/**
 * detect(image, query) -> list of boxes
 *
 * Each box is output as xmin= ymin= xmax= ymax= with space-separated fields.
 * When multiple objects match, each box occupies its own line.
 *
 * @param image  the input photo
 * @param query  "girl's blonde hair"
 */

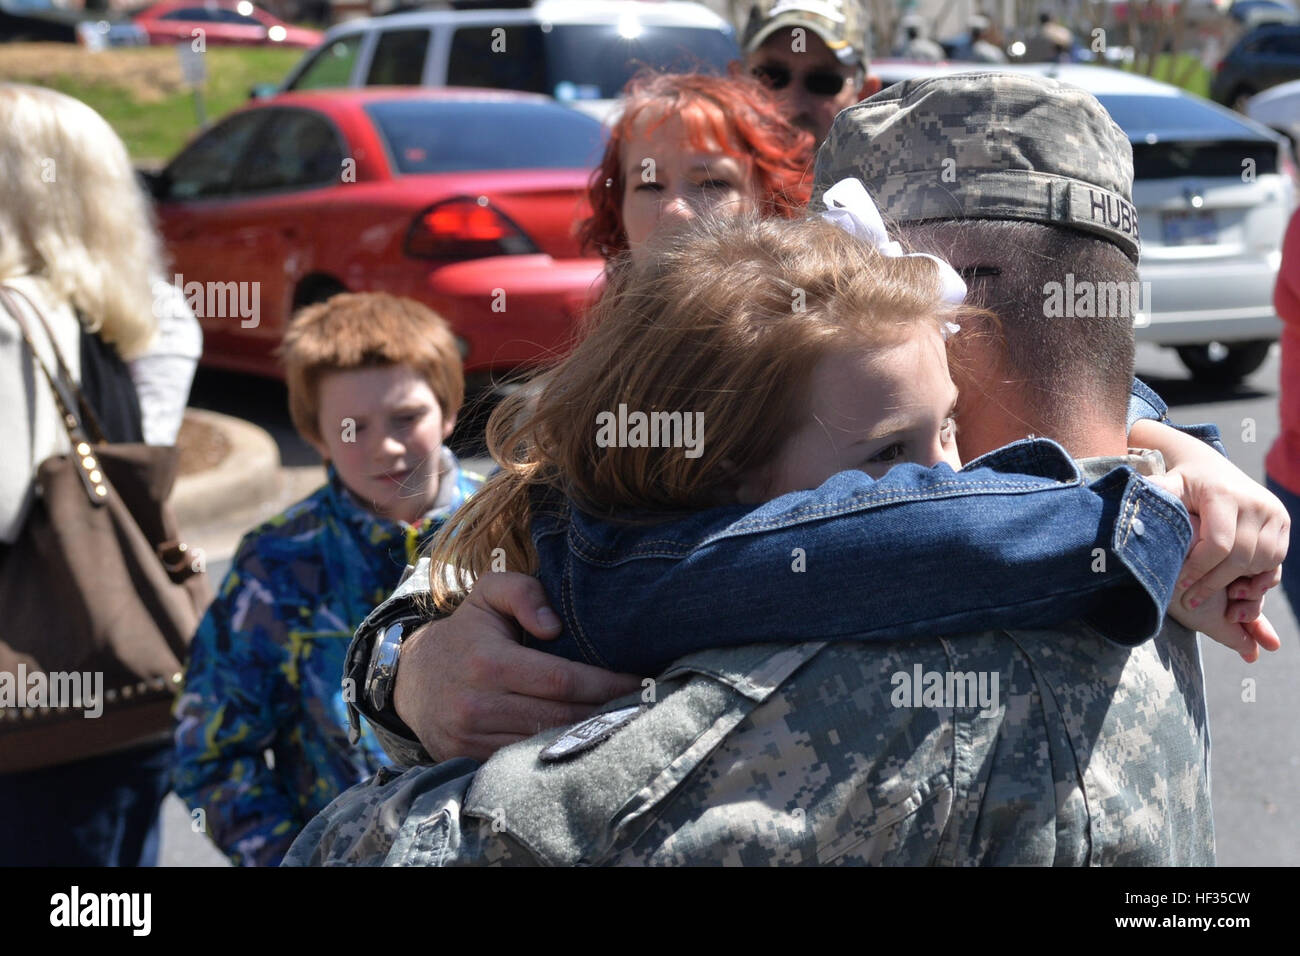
xmin=0 ymin=83 xmax=162 ymax=358
xmin=429 ymin=212 xmax=979 ymax=609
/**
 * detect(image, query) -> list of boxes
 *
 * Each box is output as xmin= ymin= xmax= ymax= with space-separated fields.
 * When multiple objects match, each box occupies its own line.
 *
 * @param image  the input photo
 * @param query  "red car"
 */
xmin=135 ymin=1 xmax=322 ymax=48
xmin=146 ymin=88 xmax=607 ymax=382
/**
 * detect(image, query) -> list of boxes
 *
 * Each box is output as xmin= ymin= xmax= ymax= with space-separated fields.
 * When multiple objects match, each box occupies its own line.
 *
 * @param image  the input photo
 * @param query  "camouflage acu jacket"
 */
xmin=286 ymin=620 xmax=1212 ymax=866
xmin=173 ymin=452 xmax=481 ymax=867
xmin=284 ymin=452 xmax=1214 ymax=866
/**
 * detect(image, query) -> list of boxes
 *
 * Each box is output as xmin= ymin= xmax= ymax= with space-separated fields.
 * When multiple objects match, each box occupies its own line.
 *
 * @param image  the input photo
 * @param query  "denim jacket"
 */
xmin=343 ymin=379 xmax=1220 ymax=761
xmin=533 ymin=437 xmax=1192 ymax=674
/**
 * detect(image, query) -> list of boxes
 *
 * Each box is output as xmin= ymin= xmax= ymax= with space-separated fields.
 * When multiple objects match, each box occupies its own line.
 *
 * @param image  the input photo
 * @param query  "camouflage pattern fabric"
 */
xmin=812 ymin=72 xmax=1142 ymax=261
xmin=287 ymin=622 xmax=1211 ymax=867
xmin=173 ymin=452 xmax=481 ymax=867
xmin=284 ymin=453 xmax=1214 ymax=867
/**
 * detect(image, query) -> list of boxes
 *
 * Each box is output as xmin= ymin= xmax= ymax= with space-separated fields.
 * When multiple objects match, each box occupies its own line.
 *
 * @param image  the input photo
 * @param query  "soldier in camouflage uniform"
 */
xmin=285 ymin=74 xmax=1243 ymax=866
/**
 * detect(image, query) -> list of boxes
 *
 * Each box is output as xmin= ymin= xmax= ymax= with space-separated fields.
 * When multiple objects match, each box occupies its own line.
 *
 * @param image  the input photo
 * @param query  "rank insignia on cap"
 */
xmin=539 ymin=704 xmax=642 ymax=762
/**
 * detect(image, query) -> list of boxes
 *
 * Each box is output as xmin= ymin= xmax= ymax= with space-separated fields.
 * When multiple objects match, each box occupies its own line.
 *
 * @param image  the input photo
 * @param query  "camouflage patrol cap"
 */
xmin=741 ymin=0 xmax=868 ymax=67
xmin=812 ymin=72 xmax=1141 ymax=262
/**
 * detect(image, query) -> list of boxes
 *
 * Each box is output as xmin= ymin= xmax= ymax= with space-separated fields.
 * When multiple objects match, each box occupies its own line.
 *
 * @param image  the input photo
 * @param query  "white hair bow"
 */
xmin=820 ymin=178 xmax=964 ymax=338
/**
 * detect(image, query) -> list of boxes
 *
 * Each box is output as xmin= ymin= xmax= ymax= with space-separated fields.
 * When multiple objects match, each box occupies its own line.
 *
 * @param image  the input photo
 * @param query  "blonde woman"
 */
xmin=0 ymin=83 xmax=201 ymax=866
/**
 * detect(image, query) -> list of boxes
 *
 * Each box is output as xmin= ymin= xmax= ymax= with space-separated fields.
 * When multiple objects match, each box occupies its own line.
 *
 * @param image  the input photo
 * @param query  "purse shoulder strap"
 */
xmin=0 ymin=285 xmax=109 ymax=505
xmin=0 ymin=285 xmax=108 ymax=444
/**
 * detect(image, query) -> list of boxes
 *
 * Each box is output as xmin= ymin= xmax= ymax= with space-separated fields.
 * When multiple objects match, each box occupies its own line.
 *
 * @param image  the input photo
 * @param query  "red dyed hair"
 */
xmin=577 ymin=71 xmax=815 ymax=258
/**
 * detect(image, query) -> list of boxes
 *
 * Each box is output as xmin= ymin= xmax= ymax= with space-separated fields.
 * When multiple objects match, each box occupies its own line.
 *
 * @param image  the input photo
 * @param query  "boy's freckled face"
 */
xmin=739 ymin=324 xmax=962 ymax=503
xmin=309 ymin=364 xmax=455 ymax=525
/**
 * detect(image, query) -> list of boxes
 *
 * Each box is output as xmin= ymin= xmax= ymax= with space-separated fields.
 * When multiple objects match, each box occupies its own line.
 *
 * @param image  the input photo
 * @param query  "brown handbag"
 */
xmin=0 ymin=285 xmax=210 ymax=773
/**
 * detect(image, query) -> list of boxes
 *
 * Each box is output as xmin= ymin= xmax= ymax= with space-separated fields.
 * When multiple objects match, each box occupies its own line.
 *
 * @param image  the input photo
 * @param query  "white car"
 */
xmin=273 ymin=0 xmax=740 ymax=121
xmin=872 ymin=61 xmax=1296 ymax=384
xmin=1248 ymin=76 xmax=1300 ymax=144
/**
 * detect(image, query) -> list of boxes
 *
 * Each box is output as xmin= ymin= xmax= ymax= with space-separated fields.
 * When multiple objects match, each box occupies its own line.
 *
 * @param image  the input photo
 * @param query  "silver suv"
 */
xmin=276 ymin=0 xmax=740 ymax=119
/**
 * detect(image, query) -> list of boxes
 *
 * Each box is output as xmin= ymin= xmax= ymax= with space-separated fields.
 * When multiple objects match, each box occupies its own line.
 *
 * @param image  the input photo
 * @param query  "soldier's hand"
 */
xmin=393 ymin=571 xmax=642 ymax=763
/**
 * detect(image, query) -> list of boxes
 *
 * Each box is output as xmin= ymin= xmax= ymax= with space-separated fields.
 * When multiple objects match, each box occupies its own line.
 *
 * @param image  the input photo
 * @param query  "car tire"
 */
xmin=293 ymin=277 xmax=347 ymax=308
xmin=1175 ymin=340 xmax=1273 ymax=385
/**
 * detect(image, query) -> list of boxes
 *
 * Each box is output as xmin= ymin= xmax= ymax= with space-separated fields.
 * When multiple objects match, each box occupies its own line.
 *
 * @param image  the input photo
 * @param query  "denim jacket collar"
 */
xmin=960 ymin=436 xmax=1083 ymax=483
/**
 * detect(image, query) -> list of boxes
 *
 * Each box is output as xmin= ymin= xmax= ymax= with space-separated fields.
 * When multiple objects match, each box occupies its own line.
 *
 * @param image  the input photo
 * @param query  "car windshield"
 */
xmin=365 ymin=100 xmax=607 ymax=174
xmin=446 ymin=23 xmax=738 ymax=101
xmin=1096 ymin=93 xmax=1272 ymax=141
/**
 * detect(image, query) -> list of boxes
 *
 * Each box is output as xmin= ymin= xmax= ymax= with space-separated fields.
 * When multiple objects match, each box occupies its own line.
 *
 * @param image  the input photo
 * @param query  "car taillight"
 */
xmin=405 ymin=198 xmax=538 ymax=260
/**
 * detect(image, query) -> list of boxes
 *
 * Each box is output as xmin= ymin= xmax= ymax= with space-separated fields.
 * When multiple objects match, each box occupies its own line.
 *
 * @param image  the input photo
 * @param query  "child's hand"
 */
xmin=1154 ymin=502 xmax=1283 ymax=661
xmin=1131 ymin=421 xmax=1289 ymax=611
xmin=1166 ymin=574 xmax=1282 ymax=662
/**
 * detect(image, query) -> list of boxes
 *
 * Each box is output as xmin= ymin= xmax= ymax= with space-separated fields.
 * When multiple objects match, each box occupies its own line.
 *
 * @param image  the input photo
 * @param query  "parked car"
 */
xmin=1248 ymin=76 xmax=1300 ymax=152
xmin=1212 ymin=22 xmax=1300 ymax=109
xmin=134 ymin=0 xmax=321 ymax=48
xmin=874 ymin=62 xmax=1294 ymax=384
xmin=145 ymin=88 xmax=606 ymax=382
xmin=264 ymin=0 xmax=739 ymax=118
xmin=1 ymin=0 xmax=147 ymax=45
xmin=1229 ymin=0 xmax=1299 ymax=27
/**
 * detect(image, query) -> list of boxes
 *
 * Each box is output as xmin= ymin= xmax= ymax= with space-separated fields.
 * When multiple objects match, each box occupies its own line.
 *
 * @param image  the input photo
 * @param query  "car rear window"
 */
xmin=1253 ymin=27 xmax=1300 ymax=54
xmin=1131 ymin=139 xmax=1279 ymax=179
xmin=365 ymin=100 xmax=606 ymax=173
xmin=1096 ymin=93 xmax=1273 ymax=141
xmin=446 ymin=23 xmax=738 ymax=101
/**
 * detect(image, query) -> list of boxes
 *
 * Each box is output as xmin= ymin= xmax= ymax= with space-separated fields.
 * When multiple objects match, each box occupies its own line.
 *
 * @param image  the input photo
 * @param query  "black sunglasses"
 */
xmin=751 ymin=63 xmax=848 ymax=97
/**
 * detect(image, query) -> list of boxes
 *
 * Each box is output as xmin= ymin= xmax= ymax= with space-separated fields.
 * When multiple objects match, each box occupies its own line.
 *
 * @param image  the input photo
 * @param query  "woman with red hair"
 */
xmin=578 ymin=71 xmax=815 ymax=266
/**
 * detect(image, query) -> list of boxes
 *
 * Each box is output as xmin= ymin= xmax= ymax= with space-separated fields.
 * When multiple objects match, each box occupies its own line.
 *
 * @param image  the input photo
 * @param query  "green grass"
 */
xmin=4 ymin=46 xmax=303 ymax=163
xmin=1117 ymin=52 xmax=1212 ymax=100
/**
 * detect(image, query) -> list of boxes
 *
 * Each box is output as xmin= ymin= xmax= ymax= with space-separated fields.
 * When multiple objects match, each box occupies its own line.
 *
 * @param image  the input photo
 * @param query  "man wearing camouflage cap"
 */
xmin=285 ymin=75 xmax=1289 ymax=866
xmin=739 ymin=0 xmax=878 ymax=145
xmin=814 ymin=72 xmax=1145 ymax=464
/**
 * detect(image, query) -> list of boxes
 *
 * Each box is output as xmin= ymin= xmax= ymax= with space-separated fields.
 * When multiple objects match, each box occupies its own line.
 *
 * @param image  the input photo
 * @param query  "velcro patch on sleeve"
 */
xmin=539 ymin=704 xmax=643 ymax=763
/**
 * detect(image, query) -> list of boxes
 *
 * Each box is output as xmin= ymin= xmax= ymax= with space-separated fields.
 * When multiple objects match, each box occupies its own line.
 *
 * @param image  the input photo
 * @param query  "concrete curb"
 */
xmin=172 ymin=409 xmax=280 ymax=530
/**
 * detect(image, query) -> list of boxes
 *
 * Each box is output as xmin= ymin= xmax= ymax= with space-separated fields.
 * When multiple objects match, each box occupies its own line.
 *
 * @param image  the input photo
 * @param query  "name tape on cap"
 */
xmin=1067 ymin=182 xmax=1140 ymax=244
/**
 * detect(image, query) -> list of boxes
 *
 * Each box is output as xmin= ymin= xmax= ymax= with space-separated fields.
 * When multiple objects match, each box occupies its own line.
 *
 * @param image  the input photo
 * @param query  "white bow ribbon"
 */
xmin=820 ymin=178 xmax=964 ymax=338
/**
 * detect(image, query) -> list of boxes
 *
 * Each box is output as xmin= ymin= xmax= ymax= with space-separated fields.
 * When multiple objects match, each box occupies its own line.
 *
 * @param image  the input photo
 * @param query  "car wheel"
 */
xmin=293 ymin=277 xmax=346 ymax=308
xmin=1175 ymin=340 xmax=1272 ymax=385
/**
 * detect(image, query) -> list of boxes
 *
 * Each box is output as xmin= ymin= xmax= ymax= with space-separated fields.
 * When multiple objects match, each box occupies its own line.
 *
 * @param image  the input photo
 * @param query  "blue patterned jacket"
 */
xmin=173 ymin=450 xmax=481 ymax=866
